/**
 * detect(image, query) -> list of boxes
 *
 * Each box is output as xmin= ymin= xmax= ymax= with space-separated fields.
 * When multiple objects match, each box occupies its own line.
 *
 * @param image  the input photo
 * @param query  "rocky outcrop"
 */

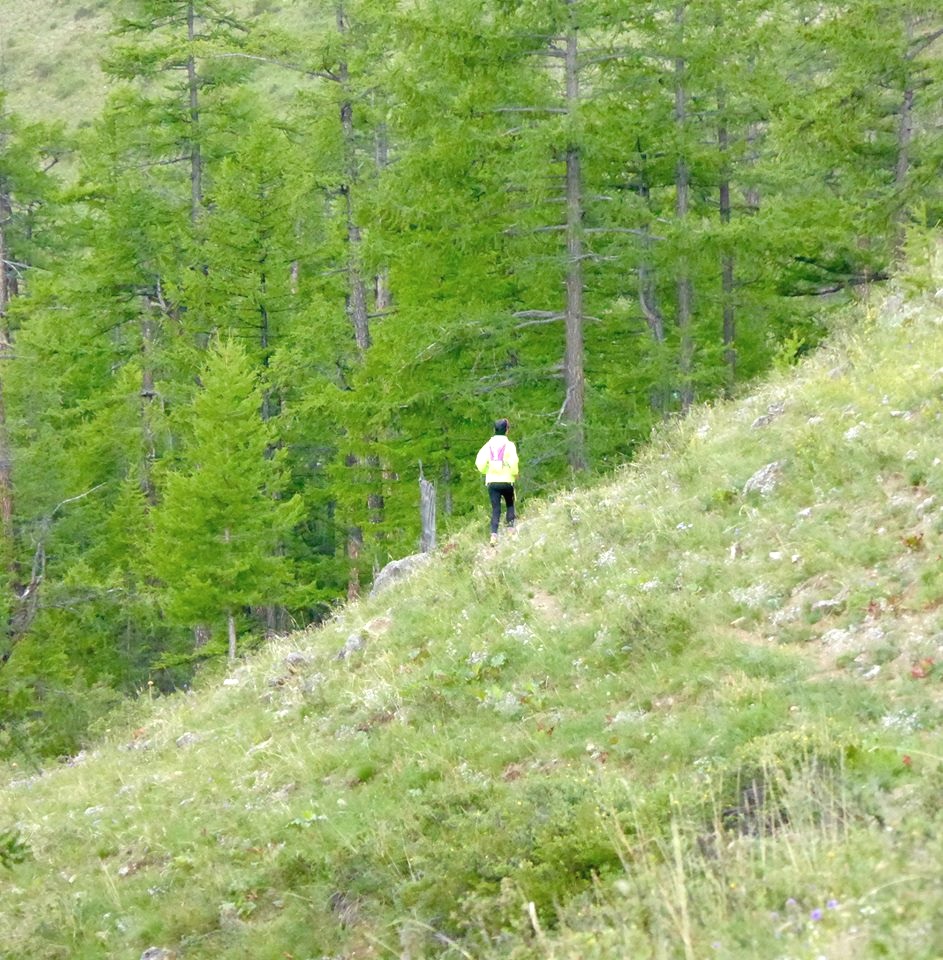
xmin=369 ymin=553 xmax=431 ymax=597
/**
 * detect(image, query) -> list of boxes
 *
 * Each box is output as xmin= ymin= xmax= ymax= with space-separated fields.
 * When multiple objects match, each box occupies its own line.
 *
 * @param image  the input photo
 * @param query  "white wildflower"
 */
xmin=505 ymin=624 xmax=534 ymax=643
xmin=881 ymin=710 xmax=920 ymax=732
xmin=729 ymin=583 xmax=769 ymax=608
xmin=610 ymin=709 xmax=647 ymax=725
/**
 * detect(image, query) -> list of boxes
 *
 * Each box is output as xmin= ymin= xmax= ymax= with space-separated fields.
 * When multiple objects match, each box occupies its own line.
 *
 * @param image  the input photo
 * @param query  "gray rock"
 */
xmin=336 ymin=631 xmax=367 ymax=661
xmin=141 ymin=949 xmax=176 ymax=960
xmin=370 ymin=553 xmax=431 ymax=596
xmin=751 ymin=402 xmax=785 ymax=429
xmin=743 ymin=461 xmax=785 ymax=497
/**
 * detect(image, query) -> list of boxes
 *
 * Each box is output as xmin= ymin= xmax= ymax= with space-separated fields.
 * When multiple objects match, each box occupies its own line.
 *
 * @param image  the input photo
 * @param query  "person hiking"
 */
xmin=475 ymin=418 xmax=519 ymax=545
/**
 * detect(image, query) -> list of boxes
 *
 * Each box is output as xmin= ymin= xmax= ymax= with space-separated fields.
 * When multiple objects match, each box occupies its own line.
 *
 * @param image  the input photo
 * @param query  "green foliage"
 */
xmin=0 ymin=0 xmax=942 ymax=760
xmin=0 ymin=827 xmax=30 ymax=869
xmin=149 ymin=338 xmax=302 ymax=637
xmin=4 ymin=279 xmax=943 ymax=957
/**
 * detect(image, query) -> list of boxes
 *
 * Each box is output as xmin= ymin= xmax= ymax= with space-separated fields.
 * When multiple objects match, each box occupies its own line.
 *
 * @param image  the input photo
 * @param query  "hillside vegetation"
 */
xmin=2 ymin=0 xmax=941 ymax=758
xmin=0 ymin=0 xmax=312 ymax=126
xmin=0 ymin=0 xmax=110 ymax=126
xmin=3 ymin=256 xmax=943 ymax=959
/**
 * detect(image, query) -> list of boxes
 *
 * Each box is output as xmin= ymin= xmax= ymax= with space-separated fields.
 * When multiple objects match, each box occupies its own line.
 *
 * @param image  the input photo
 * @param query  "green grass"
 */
xmin=4 ymin=252 xmax=943 ymax=957
xmin=0 ymin=0 xmax=319 ymax=128
xmin=0 ymin=0 xmax=112 ymax=127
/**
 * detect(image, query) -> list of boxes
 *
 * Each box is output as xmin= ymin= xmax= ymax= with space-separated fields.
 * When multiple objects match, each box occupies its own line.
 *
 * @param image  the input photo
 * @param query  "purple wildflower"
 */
xmin=810 ymin=908 xmax=823 ymax=922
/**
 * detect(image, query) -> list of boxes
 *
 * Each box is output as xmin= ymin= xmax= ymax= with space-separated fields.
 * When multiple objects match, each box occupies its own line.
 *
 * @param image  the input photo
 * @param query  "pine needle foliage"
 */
xmin=149 ymin=337 xmax=302 ymax=651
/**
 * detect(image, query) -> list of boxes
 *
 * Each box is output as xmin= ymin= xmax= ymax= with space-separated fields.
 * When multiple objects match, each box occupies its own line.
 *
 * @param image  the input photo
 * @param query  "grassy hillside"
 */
xmin=0 ymin=0 xmax=112 ymax=126
xmin=0 ymin=0 xmax=310 ymax=127
xmin=4 ymin=253 xmax=943 ymax=958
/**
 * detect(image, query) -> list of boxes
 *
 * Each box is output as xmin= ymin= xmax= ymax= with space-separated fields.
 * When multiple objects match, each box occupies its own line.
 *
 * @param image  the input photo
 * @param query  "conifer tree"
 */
xmin=149 ymin=338 xmax=301 ymax=659
xmin=0 ymin=100 xmax=68 ymax=662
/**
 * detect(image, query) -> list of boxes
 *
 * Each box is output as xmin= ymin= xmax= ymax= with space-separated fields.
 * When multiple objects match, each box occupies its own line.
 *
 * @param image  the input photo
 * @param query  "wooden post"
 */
xmin=419 ymin=462 xmax=436 ymax=553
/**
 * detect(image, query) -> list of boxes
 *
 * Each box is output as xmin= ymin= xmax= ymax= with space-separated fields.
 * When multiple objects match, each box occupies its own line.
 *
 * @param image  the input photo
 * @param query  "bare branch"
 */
xmin=2 ymin=483 xmax=109 ymax=664
xmin=513 ymin=310 xmax=565 ymax=328
xmin=515 ymin=318 xmax=562 ymax=328
xmin=51 ymin=483 xmax=109 ymax=519
xmin=908 ymin=26 xmax=943 ymax=59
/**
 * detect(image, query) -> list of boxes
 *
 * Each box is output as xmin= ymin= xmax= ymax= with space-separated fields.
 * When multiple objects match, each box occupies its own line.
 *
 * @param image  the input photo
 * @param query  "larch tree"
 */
xmin=149 ymin=338 xmax=301 ymax=660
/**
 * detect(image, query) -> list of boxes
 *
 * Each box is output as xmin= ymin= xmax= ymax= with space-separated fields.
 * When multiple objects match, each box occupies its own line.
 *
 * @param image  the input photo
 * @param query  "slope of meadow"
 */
xmin=0 ymin=0 xmax=310 ymax=127
xmin=0 ymin=0 xmax=111 ymax=127
xmin=4 ymin=255 xmax=943 ymax=959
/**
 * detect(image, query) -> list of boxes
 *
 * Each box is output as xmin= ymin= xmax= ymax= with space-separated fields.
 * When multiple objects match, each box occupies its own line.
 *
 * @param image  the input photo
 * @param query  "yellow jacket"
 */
xmin=475 ymin=435 xmax=519 ymax=484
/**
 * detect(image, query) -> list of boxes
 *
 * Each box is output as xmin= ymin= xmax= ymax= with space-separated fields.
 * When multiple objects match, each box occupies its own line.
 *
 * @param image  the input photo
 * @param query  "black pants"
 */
xmin=488 ymin=483 xmax=515 ymax=534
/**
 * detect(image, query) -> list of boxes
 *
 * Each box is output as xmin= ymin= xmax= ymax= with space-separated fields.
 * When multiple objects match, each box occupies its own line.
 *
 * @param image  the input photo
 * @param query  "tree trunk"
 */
xmin=893 ymin=82 xmax=914 ymax=256
xmin=563 ymin=13 xmax=587 ymax=471
xmin=744 ymin=119 xmax=761 ymax=213
xmin=346 ymin=523 xmax=362 ymax=601
xmin=419 ymin=464 xmax=436 ymax=553
xmin=258 ymin=260 xmax=279 ymax=419
xmin=222 ymin=527 xmax=238 ymax=659
xmin=0 ymin=181 xmax=14 ymax=545
xmin=187 ymin=1 xmax=203 ymax=221
xmin=374 ymin=121 xmax=393 ymax=313
xmin=227 ymin=611 xmax=237 ymax=661
xmin=337 ymin=4 xmax=371 ymax=353
xmin=718 ymin=96 xmax=736 ymax=397
xmin=0 ymin=332 xmax=11 ymax=549
xmin=635 ymin=160 xmax=670 ymax=418
xmin=0 ymin=182 xmax=16 ymax=314
xmin=441 ymin=458 xmax=453 ymax=517
xmin=0 ymin=176 xmax=20 ymax=639
xmin=674 ymin=5 xmax=694 ymax=412
xmin=257 ymin=264 xmax=285 ymax=633
xmin=638 ymin=176 xmax=665 ymax=345
xmin=139 ymin=308 xmax=158 ymax=504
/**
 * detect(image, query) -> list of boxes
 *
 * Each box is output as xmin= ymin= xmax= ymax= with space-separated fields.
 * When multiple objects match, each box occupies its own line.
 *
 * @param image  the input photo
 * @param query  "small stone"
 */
xmin=140 ymin=949 xmax=176 ymax=960
xmin=743 ymin=461 xmax=785 ymax=497
xmin=336 ymin=631 xmax=366 ymax=661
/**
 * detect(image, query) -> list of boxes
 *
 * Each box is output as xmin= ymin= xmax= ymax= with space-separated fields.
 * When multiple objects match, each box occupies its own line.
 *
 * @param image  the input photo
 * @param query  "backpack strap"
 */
xmin=489 ymin=442 xmax=506 ymax=464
